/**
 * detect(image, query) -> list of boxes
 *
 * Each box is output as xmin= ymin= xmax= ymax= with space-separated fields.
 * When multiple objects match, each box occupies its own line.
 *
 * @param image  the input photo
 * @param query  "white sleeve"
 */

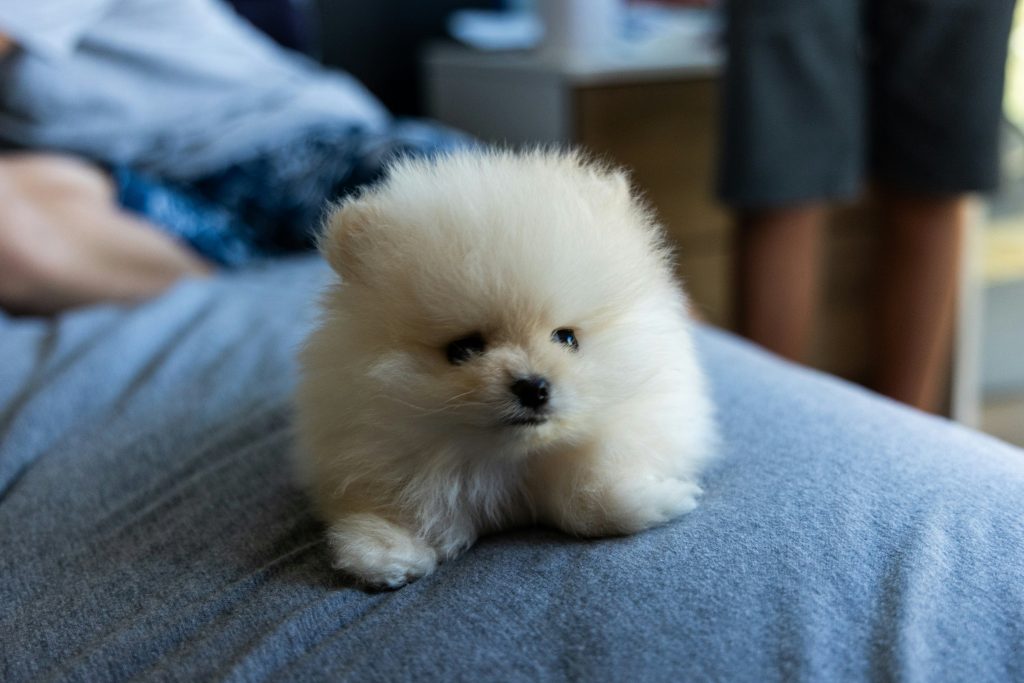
xmin=0 ymin=0 xmax=119 ymax=58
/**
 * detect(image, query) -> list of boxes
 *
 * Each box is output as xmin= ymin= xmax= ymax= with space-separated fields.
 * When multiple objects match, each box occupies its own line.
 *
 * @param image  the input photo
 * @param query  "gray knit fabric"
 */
xmin=2 ymin=256 xmax=1022 ymax=682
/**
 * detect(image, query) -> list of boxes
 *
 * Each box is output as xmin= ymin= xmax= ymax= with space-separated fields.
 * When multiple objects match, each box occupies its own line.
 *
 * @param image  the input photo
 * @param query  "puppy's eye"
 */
xmin=552 ymin=328 xmax=579 ymax=351
xmin=445 ymin=332 xmax=486 ymax=365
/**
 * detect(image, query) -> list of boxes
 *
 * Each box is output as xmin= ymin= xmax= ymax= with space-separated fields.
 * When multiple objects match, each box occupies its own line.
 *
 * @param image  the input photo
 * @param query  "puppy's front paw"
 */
xmin=327 ymin=514 xmax=437 ymax=589
xmin=552 ymin=475 xmax=702 ymax=537
xmin=614 ymin=476 xmax=701 ymax=533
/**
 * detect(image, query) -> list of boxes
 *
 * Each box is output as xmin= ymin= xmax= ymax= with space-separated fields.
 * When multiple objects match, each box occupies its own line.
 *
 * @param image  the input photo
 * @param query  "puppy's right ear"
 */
xmin=318 ymin=198 xmax=375 ymax=282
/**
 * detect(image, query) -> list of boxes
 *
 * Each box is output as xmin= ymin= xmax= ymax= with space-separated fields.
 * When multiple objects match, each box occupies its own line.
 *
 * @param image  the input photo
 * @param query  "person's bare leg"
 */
xmin=735 ymin=204 xmax=828 ymax=362
xmin=872 ymin=192 xmax=967 ymax=413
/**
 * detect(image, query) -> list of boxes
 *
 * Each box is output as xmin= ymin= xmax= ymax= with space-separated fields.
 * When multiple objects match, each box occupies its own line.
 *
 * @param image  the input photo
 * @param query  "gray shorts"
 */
xmin=717 ymin=0 xmax=1016 ymax=208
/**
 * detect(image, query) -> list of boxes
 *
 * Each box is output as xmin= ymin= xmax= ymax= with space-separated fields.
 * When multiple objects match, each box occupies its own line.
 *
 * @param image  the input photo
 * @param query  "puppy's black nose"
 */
xmin=510 ymin=376 xmax=550 ymax=410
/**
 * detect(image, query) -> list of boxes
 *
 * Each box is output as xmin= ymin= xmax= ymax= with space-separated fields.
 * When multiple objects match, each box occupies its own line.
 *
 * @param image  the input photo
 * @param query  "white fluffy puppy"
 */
xmin=295 ymin=149 xmax=716 ymax=589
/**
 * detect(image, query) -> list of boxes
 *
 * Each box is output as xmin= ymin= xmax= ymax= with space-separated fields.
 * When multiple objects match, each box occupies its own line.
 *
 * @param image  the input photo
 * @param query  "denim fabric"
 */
xmin=1 ymin=257 xmax=1022 ymax=682
xmin=113 ymin=120 xmax=473 ymax=266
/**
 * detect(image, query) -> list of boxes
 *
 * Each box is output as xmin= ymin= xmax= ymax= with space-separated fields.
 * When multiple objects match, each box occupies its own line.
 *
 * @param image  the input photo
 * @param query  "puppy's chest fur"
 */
xmin=388 ymin=445 xmax=534 ymax=556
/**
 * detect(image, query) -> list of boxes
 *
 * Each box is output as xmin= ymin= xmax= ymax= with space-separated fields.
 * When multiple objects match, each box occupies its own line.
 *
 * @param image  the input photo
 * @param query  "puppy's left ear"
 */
xmin=318 ymin=198 xmax=376 ymax=282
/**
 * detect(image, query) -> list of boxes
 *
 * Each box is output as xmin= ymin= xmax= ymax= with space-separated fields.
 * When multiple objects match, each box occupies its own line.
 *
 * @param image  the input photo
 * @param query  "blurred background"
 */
xmin=1 ymin=0 xmax=1021 ymax=444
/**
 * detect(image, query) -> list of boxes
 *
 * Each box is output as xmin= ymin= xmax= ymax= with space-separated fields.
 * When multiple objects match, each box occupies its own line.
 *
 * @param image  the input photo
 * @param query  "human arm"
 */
xmin=0 ymin=153 xmax=211 ymax=315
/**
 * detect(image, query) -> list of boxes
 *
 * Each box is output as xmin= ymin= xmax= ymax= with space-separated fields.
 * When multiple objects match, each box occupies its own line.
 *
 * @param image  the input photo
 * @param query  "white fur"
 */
xmin=294 ymin=149 xmax=717 ymax=588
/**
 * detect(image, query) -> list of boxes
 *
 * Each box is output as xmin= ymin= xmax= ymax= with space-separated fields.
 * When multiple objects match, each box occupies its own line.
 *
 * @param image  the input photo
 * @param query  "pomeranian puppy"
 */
xmin=295 ymin=149 xmax=716 ymax=589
